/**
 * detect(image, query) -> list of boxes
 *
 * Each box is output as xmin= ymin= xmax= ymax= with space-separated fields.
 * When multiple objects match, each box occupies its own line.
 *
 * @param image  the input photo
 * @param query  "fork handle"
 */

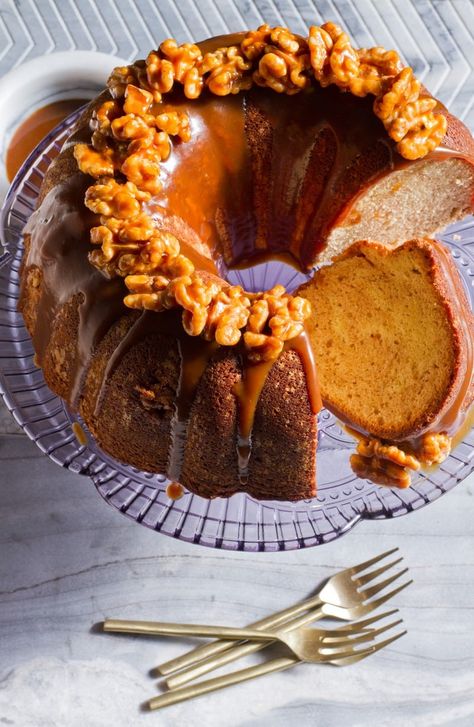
xmin=165 ymin=607 xmax=325 ymax=689
xmin=104 ymin=619 xmax=286 ymax=642
xmin=156 ymin=595 xmax=323 ymax=676
xmin=148 ymin=657 xmax=299 ymax=711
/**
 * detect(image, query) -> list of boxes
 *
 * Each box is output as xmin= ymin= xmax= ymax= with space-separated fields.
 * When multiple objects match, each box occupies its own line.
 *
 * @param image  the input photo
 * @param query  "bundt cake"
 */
xmin=18 ymin=23 xmax=474 ymax=501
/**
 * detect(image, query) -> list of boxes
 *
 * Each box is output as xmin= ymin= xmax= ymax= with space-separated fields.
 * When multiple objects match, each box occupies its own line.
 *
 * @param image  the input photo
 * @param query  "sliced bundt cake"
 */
xmin=18 ymin=23 xmax=474 ymax=500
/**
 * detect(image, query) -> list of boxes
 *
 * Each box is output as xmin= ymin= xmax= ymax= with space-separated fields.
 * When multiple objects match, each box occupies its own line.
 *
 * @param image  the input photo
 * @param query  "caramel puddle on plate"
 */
xmin=6 ymin=98 xmax=87 ymax=181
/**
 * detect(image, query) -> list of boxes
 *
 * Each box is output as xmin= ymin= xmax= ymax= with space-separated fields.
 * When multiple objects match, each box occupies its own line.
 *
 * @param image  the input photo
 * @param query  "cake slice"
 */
xmin=298 ymin=239 xmax=474 ymax=441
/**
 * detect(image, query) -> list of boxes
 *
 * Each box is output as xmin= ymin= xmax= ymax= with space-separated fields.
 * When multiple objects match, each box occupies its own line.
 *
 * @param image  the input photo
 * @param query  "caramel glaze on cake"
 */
xmin=19 ymin=28 xmax=474 ymax=501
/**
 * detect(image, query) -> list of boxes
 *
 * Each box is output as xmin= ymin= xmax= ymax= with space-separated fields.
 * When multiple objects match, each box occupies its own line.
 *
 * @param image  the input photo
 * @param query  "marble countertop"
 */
xmin=1 ymin=434 xmax=473 ymax=726
xmin=1 ymin=1 xmax=474 ymax=725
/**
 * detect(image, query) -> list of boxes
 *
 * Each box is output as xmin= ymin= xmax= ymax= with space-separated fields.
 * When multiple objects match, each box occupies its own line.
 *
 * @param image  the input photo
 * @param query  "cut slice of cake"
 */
xmin=298 ymin=239 xmax=473 ymax=442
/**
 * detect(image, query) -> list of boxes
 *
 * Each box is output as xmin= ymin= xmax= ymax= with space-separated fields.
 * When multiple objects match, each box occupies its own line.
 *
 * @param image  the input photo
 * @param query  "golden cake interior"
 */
xmin=299 ymin=241 xmax=464 ymax=440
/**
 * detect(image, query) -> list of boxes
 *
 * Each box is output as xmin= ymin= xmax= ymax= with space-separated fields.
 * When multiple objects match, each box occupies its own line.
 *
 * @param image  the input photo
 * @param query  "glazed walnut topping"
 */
xmin=350 ymin=432 xmax=452 ymax=488
xmin=75 ymin=23 xmax=447 ymax=361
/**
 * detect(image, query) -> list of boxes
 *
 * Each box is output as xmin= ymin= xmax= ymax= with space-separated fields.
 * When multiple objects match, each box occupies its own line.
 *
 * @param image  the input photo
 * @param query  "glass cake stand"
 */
xmin=1 ymin=110 xmax=474 ymax=552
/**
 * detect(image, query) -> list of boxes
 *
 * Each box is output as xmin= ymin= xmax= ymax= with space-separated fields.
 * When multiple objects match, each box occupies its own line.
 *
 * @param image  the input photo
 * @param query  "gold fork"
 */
xmin=105 ymin=609 xmax=401 ymax=663
xmin=158 ymin=548 xmax=411 ymax=688
xmin=146 ymin=613 xmax=406 ymax=710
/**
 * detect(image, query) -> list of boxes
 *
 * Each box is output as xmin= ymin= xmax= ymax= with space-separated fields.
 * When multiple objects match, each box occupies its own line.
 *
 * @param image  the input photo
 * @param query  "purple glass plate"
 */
xmin=1 ymin=111 xmax=473 ymax=552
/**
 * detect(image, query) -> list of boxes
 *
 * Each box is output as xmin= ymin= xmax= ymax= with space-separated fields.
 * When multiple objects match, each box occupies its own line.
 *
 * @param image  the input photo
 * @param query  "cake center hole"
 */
xmin=225 ymin=252 xmax=312 ymax=293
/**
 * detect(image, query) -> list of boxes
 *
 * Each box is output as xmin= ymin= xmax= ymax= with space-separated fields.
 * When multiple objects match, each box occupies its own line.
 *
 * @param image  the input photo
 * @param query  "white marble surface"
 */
xmin=0 ymin=434 xmax=473 ymax=726
xmin=1 ymin=0 xmax=474 ymax=724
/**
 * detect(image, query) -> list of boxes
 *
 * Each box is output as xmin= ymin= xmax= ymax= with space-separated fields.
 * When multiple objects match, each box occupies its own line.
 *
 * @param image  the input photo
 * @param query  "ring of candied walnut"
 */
xmin=75 ymin=22 xmax=447 ymax=362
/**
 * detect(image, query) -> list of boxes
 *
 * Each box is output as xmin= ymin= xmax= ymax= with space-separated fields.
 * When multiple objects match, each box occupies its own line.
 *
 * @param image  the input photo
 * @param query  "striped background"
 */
xmin=0 ymin=0 xmax=472 ymax=127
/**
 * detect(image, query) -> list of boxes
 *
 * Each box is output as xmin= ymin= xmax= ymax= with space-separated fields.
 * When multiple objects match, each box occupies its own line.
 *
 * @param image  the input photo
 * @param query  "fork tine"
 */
xmin=333 ymin=609 xmax=399 ymax=633
xmin=361 ymin=568 xmax=410 ymax=600
xmin=353 ymin=557 xmax=404 ymax=586
xmin=321 ymin=619 xmax=403 ymax=648
xmin=349 ymin=548 xmax=399 ymax=576
xmin=329 ymin=630 xmax=407 ymax=665
xmin=313 ymin=608 xmax=398 ymax=638
xmin=320 ymin=629 xmax=407 ymax=662
xmin=365 ymin=579 xmax=413 ymax=609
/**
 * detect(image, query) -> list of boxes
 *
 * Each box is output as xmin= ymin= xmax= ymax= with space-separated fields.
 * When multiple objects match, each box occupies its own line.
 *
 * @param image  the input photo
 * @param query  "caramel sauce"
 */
xmin=72 ymin=421 xmax=88 ymax=446
xmin=230 ymin=250 xmax=302 ymax=271
xmin=233 ymin=329 xmax=322 ymax=482
xmin=6 ymin=99 xmax=86 ymax=181
xmin=233 ymin=357 xmax=276 ymax=480
xmin=166 ymin=481 xmax=185 ymax=500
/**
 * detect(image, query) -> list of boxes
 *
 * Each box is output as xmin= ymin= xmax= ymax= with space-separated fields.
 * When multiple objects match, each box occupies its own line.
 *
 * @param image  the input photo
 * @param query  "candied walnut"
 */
xmin=214 ymin=300 xmax=250 ymax=345
xmin=324 ymin=22 xmax=359 ymax=86
xmin=145 ymin=52 xmax=174 ymax=98
xmin=374 ymin=68 xmax=420 ymax=125
xmin=351 ymin=453 xmax=411 ymax=489
xmin=121 ymin=150 xmax=162 ymax=195
xmin=270 ymin=26 xmax=301 ymax=55
xmin=125 ymin=273 xmax=170 ymax=295
xmin=74 ymin=144 xmax=115 ymax=178
xmin=308 ymin=24 xmax=333 ymax=78
xmin=159 ymin=39 xmax=202 ymax=83
xmin=390 ymin=97 xmax=438 ymax=142
xmin=247 ymin=298 xmax=270 ymax=334
xmin=254 ymin=49 xmax=310 ymax=94
xmin=374 ymin=68 xmax=447 ymax=159
xmin=155 ymin=111 xmax=191 ymax=141
xmin=241 ymin=24 xmax=272 ymax=60
xmin=111 ymin=113 xmax=150 ymax=141
xmin=397 ymin=112 xmax=447 ymax=160
xmin=269 ymin=314 xmax=304 ymax=341
xmin=357 ymin=47 xmax=403 ymax=78
xmin=92 ymin=100 xmax=122 ymax=134
xmin=123 ymin=84 xmax=154 ymax=116
xmin=206 ymin=46 xmax=252 ymax=96
xmin=89 ymin=226 xmax=141 ymax=271
xmin=418 ymin=432 xmax=451 ymax=466
xmin=108 ymin=65 xmax=139 ymax=99
xmin=243 ymin=332 xmax=284 ymax=363
xmin=356 ymin=437 xmax=421 ymax=471
xmin=85 ymin=179 xmax=141 ymax=218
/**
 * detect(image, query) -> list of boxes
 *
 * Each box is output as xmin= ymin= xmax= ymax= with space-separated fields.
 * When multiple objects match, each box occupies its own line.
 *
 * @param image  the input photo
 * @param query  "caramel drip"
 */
xmin=233 ymin=326 xmax=322 ymax=481
xmin=168 ymin=334 xmax=219 ymax=481
xmin=166 ymin=481 xmax=185 ymax=500
xmin=91 ymin=308 xmax=218 ymax=481
xmin=72 ymin=421 xmax=88 ymax=446
xmin=93 ymin=311 xmax=148 ymax=417
xmin=69 ymin=280 xmax=126 ymax=407
xmin=286 ymin=328 xmax=322 ymax=414
xmin=233 ymin=357 xmax=275 ymax=481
